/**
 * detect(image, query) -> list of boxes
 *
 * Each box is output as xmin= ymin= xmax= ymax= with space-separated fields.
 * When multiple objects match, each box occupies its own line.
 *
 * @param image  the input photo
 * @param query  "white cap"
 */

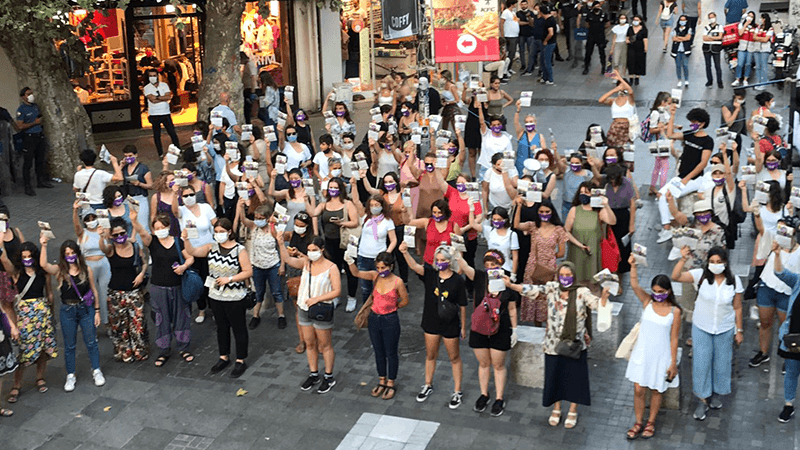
xmin=523 ymin=158 xmax=541 ymax=175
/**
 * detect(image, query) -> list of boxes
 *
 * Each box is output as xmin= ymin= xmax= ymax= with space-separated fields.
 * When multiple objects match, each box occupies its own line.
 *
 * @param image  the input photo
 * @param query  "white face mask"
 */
xmin=85 ymin=220 xmax=98 ymax=229
xmin=27 ymin=94 xmax=34 ymax=103
xmin=183 ymin=195 xmax=196 ymax=206
xmin=214 ymin=232 xmax=229 ymax=244
xmin=294 ymin=225 xmax=307 ymax=235
xmin=539 ymin=161 xmax=550 ymax=170
xmin=708 ymin=263 xmax=726 ymax=275
xmin=342 ymin=143 xmax=354 ymax=150
xmin=307 ymin=250 xmax=322 ymax=261
xmin=709 ymin=17 xmax=716 ymax=23
xmin=370 ymin=206 xmax=383 ymax=216
xmin=149 ymin=77 xmax=158 ymax=85
xmin=154 ymin=228 xmax=170 ymax=239
xmin=330 ymin=169 xmax=342 ymax=177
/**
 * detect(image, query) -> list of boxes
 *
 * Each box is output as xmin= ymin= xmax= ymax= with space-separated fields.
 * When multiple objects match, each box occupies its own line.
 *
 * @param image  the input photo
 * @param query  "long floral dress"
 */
xmin=521 ymin=226 xmax=567 ymax=323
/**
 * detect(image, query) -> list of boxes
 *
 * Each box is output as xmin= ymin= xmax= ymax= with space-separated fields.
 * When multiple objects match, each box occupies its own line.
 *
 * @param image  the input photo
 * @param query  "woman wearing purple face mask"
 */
xmin=268 ymin=168 xmax=315 ymax=234
xmin=373 ymin=133 xmax=402 ymax=179
xmin=348 ymin=252 xmax=409 ymax=399
xmin=0 ymin=241 xmax=57 ymax=403
xmin=702 ymin=155 xmax=739 ymax=249
xmin=122 ymin=144 xmax=153 ymax=233
xmin=512 ymin=102 xmax=548 ymax=175
xmin=151 ymin=171 xmax=180 ymax=236
xmin=322 ymin=92 xmax=356 ymax=147
xmin=399 ymin=242 xmax=468 ymax=407
xmin=405 ymin=199 xmax=462 ymax=266
xmin=103 ymin=185 xmax=134 ymax=239
xmin=470 ymin=207 xmax=519 ymax=277
xmin=599 ymin=74 xmax=635 ymax=150
xmin=397 ymin=101 xmax=420 ymax=144
xmin=507 ymin=261 xmax=611 ymax=428
xmin=355 ymin=196 xmax=398 ymax=312
xmin=363 ymin=172 xmax=411 ymax=284
xmin=40 ymin=238 xmax=105 ymax=392
xmin=756 ymin=150 xmax=789 ymax=191
xmin=412 ymin=152 xmax=450 ymax=251
xmin=438 ymin=173 xmax=484 ymax=294
xmin=625 ymin=257 xmax=681 ymax=439
xmin=444 ymin=129 xmax=467 ymax=183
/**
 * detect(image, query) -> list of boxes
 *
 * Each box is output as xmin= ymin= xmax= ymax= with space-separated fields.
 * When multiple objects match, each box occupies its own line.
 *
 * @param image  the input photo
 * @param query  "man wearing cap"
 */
xmin=15 ymin=87 xmax=52 ymax=197
xmin=582 ymin=1 xmax=609 ymax=75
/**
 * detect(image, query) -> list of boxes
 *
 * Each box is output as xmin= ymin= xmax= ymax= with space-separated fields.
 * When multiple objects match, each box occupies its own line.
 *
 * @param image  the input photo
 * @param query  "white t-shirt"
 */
xmin=179 ymin=203 xmax=217 ymax=248
xmin=612 ymin=24 xmax=630 ymax=42
xmin=242 ymin=60 xmax=258 ymax=90
xmin=143 ymin=82 xmax=171 ymax=116
xmin=483 ymin=227 xmax=520 ymax=272
xmin=283 ymin=142 xmax=312 ymax=171
xmin=501 ymin=9 xmax=520 ymax=38
xmin=484 ymin=167 xmax=519 ymax=210
xmin=211 ymin=104 xmax=238 ymax=130
xmin=477 ymin=129 xmax=514 ymax=169
xmin=220 ymin=168 xmax=237 ymax=199
xmin=358 ymin=216 xmax=395 ymax=258
xmin=313 ymin=151 xmax=342 ymax=179
xmin=761 ymin=247 xmax=800 ymax=295
xmin=73 ymin=168 xmax=113 ymax=205
xmin=689 ymin=269 xmax=744 ymax=335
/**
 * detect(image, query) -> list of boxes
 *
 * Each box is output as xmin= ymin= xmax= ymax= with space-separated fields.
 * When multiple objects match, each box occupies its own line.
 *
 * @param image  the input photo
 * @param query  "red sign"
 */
xmin=433 ymin=0 xmax=499 ymax=63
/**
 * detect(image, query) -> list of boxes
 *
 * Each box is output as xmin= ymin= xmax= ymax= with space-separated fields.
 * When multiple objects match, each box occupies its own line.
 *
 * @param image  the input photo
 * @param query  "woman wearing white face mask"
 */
xmin=610 ymin=15 xmax=631 ymax=78
xmin=131 ymin=210 xmax=195 ymax=368
xmin=672 ymin=246 xmax=743 ymax=421
xmin=173 ymin=185 xmax=217 ymax=323
xmin=277 ymin=235 xmax=341 ymax=393
xmin=73 ymin=201 xmax=111 ymax=326
xmin=182 ymin=219 xmax=253 ymax=378
xmin=355 ymin=196 xmax=397 ymax=312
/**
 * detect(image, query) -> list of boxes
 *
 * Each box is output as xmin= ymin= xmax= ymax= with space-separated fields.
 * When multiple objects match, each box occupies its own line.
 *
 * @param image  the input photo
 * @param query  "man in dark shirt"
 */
xmin=15 ymin=87 xmax=53 ymax=196
xmin=582 ymin=1 xmax=609 ymax=75
xmin=517 ymin=0 xmax=536 ymax=75
xmin=541 ymin=6 xmax=559 ymax=84
xmin=529 ymin=7 xmax=547 ymax=76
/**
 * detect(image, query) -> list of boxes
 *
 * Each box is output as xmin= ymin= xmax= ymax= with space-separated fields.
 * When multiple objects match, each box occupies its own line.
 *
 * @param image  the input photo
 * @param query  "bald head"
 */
xmin=219 ymin=92 xmax=230 ymax=105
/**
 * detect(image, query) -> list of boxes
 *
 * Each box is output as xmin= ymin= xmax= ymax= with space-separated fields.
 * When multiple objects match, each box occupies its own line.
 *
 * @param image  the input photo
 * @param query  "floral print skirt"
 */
xmin=108 ymin=289 xmax=150 ymax=362
xmin=14 ymin=297 xmax=57 ymax=365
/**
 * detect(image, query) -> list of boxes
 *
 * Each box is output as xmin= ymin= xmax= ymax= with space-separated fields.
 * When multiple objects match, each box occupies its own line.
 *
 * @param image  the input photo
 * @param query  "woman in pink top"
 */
xmin=348 ymin=252 xmax=409 ymax=400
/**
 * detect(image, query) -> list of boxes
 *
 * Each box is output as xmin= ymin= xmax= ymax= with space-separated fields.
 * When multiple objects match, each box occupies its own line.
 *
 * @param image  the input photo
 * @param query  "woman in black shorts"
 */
xmin=459 ymin=249 xmax=518 ymax=418
xmin=399 ymin=242 xmax=467 ymax=410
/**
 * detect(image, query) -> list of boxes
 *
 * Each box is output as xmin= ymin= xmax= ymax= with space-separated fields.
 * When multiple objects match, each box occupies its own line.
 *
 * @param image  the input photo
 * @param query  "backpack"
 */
xmin=640 ymin=115 xmax=653 ymax=143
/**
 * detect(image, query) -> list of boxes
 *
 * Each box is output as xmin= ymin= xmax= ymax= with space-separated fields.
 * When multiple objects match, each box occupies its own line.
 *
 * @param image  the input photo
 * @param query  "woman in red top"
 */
xmin=405 ymin=199 xmax=462 ymax=266
xmin=435 ymin=172 xmax=483 ymax=291
xmin=348 ymin=252 xmax=409 ymax=400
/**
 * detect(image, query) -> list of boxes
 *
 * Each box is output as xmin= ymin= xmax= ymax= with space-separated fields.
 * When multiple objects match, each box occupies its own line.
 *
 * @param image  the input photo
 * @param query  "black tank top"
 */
xmin=60 ymin=276 xmax=91 ymax=303
xmin=1 ymin=229 xmax=21 ymax=273
xmin=16 ymin=271 xmax=46 ymax=299
xmin=109 ymin=247 xmax=137 ymax=291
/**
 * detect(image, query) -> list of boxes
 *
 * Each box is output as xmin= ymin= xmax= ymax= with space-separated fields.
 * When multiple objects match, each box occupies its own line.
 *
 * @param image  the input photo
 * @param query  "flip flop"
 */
xmin=179 ymin=351 xmax=195 ymax=362
xmin=6 ymin=388 xmax=19 ymax=404
xmin=382 ymin=386 xmax=396 ymax=400
xmin=371 ymin=384 xmax=387 ymax=397
xmin=154 ymin=355 xmax=170 ymax=367
xmin=0 ymin=408 xmax=13 ymax=417
xmin=36 ymin=378 xmax=48 ymax=393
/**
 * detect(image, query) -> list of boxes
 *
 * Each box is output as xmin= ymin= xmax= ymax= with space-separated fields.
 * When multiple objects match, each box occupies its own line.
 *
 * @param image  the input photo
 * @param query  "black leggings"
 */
xmin=393 ymin=226 xmax=410 ymax=283
xmin=326 ymin=237 xmax=359 ymax=298
xmin=208 ymin=298 xmax=249 ymax=360
xmin=465 ymin=236 xmax=478 ymax=293
xmin=194 ymin=256 xmax=210 ymax=311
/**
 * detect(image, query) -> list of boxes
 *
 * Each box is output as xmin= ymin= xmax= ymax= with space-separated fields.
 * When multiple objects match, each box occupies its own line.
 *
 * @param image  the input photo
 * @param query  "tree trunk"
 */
xmin=0 ymin=36 xmax=94 ymax=184
xmin=197 ymin=0 xmax=246 ymax=124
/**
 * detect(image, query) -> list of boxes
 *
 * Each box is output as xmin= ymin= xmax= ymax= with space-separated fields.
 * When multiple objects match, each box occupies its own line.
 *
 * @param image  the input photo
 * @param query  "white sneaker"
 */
xmin=93 ymin=369 xmax=106 ymax=387
xmin=64 ymin=374 xmax=77 ymax=392
xmin=743 ymin=80 xmax=749 ymax=86
xmin=731 ymin=79 xmax=740 ymax=87
xmin=635 ymin=199 xmax=644 ymax=209
xmin=657 ymin=229 xmax=673 ymax=244
xmin=668 ymin=246 xmax=682 ymax=261
xmin=684 ymin=81 xmax=689 ymax=87
xmin=195 ymin=314 xmax=205 ymax=324
xmin=345 ymin=297 xmax=357 ymax=312
xmin=333 ymin=297 xmax=341 ymax=308
xmin=677 ymin=81 xmax=683 ymax=87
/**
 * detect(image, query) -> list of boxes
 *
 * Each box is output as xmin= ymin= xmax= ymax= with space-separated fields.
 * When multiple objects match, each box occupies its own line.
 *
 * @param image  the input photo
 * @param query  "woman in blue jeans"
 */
xmin=670 ymin=15 xmax=693 ymax=87
xmin=237 ymin=202 xmax=286 ymax=330
xmin=349 ymin=252 xmax=409 ymax=400
xmin=39 ymin=238 xmax=105 ymax=392
xmin=774 ymin=241 xmax=800 ymax=422
xmin=672 ymin=246 xmax=743 ymax=421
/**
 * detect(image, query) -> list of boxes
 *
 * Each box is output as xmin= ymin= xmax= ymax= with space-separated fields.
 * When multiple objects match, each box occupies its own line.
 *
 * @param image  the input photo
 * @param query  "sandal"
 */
xmin=179 ymin=351 xmax=195 ymax=362
xmin=564 ymin=411 xmax=578 ymax=429
xmin=371 ymin=384 xmax=387 ymax=397
xmin=642 ymin=421 xmax=656 ymax=439
xmin=295 ymin=342 xmax=306 ymax=354
xmin=6 ymin=387 xmax=19 ymax=404
xmin=0 ymin=408 xmax=12 ymax=417
xmin=382 ymin=385 xmax=396 ymax=400
xmin=154 ymin=355 xmax=170 ymax=367
xmin=36 ymin=378 xmax=48 ymax=393
xmin=626 ymin=422 xmax=643 ymax=440
xmin=548 ymin=410 xmax=562 ymax=427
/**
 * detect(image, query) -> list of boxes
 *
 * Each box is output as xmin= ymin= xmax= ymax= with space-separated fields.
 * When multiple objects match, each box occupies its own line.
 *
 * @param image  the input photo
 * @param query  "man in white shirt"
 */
xmin=73 ymin=149 xmax=123 ymax=211
xmin=143 ymin=68 xmax=180 ymax=157
xmin=501 ymin=0 xmax=521 ymax=74
xmin=211 ymin=92 xmax=241 ymax=136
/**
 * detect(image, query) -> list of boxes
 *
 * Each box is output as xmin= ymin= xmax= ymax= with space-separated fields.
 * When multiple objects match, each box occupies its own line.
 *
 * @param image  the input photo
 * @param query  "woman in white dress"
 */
xmin=624 ymin=256 xmax=681 ymax=440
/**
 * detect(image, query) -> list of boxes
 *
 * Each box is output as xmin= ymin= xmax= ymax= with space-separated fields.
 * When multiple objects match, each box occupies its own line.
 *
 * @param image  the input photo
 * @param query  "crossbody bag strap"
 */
xmin=17 ymin=273 xmax=36 ymax=300
xmin=174 ymin=238 xmax=185 ymax=265
xmin=68 ymin=274 xmax=86 ymax=299
xmin=82 ymin=169 xmax=97 ymax=193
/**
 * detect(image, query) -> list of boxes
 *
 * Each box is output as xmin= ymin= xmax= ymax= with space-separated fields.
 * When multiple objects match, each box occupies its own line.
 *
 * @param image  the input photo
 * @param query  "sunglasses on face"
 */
xmin=111 ymin=232 xmax=127 ymax=238
xmin=182 ymin=194 xmax=194 ymax=198
xmin=287 ymin=132 xmax=297 ymax=136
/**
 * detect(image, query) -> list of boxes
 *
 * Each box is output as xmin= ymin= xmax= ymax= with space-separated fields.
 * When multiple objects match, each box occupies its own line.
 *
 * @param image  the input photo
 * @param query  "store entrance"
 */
xmin=131 ymin=5 xmax=203 ymax=128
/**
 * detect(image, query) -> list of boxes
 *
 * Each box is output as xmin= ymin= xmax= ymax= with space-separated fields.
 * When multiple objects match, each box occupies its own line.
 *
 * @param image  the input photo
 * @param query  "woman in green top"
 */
xmin=564 ymin=182 xmax=617 ymax=284
xmin=444 ymin=129 xmax=467 ymax=182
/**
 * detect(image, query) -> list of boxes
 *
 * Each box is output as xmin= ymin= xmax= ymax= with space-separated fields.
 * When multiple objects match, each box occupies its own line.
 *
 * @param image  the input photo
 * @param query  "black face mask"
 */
xmin=579 ymin=194 xmax=591 ymax=205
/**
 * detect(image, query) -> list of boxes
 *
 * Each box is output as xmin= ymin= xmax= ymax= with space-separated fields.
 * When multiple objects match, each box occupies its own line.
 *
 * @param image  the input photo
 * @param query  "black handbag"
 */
xmin=783 ymin=333 xmax=800 ymax=353
xmin=555 ymin=339 xmax=583 ymax=359
xmin=436 ymin=278 xmax=459 ymax=321
xmin=305 ymin=266 xmax=333 ymax=322
xmin=242 ymin=289 xmax=257 ymax=310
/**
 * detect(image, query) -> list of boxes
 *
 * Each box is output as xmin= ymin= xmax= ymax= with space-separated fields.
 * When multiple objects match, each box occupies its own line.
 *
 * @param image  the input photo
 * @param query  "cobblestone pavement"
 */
xmin=3 ymin=0 xmax=800 ymax=448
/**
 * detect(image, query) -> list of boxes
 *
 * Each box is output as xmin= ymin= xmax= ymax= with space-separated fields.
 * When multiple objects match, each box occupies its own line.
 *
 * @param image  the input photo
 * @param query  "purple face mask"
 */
xmin=21 ymin=258 xmax=34 ymax=267
xmin=402 ymin=110 xmax=410 ymax=116
xmin=296 ymin=114 xmax=307 ymax=121
xmin=65 ymin=254 xmax=78 ymax=264
xmin=425 ymin=164 xmax=435 ymax=173
xmin=690 ymin=123 xmax=700 ymax=132
xmin=455 ymin=183 xmax=467 ymax=193
xmin=712 ymin=177 xmax=725 ymax=186
xmin=383 ymin=182 xmax=397 ymax=192
xmin=290 ymin=179 xmax=302 ymax=188
xmin=766 ymin=161 xmax=780 ymax=171
xmin=432 ymin=214 xmax=445 ymax=222
xmin=187 ymin=173 xmax=194 ymax=181
xmin=248 ymin=189 xmax=256 ymax=198
xmin=491 ymin=125 xmax=503 ymax=134
xmin=525 ymin=123 xmax=536 ymax=132
xmin=434 ymin=261 xmax=450 ymax=271
xmin=448 ymin=146 xmax=457 ymax=155
xmin=696 ymin=213 xmax=712 ymax=224
xmin=570 ymin=164 xmax=582 ymax=172
xmin=335 ymin=110 xmax=345 ymax=117
xmin=168 ymin=181 xmax=175 ymax=188
xmin=605 ymin=157 xmax=618 ymax=164
xmin=539 ymin=213 xmax=552 ymax=222
xmin=124 ymin=156 xmax=136 ymax=165
xmin=328 ymin=187 xmax=340 ymax=197
xmin=651 ymin=292 xmax=670 ymax=302
xmin=113 ymin=197 xmax=124 ymax=207
xmin=492 ymin=220 xmax=505 ymax=229
xmin=113 ymin=234 xmax=128 ymax=244
xmin=378 ymin=269 xmax=392 ymax=278
xmin=559 ymin=275 xmax=574 ymax=287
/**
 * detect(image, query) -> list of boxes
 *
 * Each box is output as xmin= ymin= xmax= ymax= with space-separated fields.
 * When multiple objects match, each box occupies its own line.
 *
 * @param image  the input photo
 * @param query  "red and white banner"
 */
xmin=432 ymin=0 xmax=499 ymax=63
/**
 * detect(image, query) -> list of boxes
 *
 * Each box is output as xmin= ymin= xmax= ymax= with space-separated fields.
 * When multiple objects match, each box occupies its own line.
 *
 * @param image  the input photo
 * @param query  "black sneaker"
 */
xmin=474 ymin=394 xmax=490 ymax=413
xmin=449 ymin=391 xmax=463 ymax=410
xmin=300 ymin=373 xmax=320 ymax=391
xmin=749 ymin=351 xmax=770 ymax=367
xmin=210 ymin=358 xmax=230 ymax=374
xmin=416 ymin=384 xmax=433 ymax=402
xmin=779 ymin=405 xmax=795 ymax=423
xmin=277 ymin=316 xmax=287 ymax=329
xmin=490 ymin=399 xmax=505 ymax=417
xmin=318 ymin=375 xmax=336 ymax=394
xmin=248 ymin=316 xmax=261 ymax=330
xmin=230 ymin=361 xmax=247 ymax=378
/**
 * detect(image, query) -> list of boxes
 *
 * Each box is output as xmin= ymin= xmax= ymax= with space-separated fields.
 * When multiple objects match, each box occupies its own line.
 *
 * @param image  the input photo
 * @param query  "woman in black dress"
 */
xmin=462 ymin=87 xmax=487 ymax=180
xmin=626 ymin=15 xmax=649 ymax=85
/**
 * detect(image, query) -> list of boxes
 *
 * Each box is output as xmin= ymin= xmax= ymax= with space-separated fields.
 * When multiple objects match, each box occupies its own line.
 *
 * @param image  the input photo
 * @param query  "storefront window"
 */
xmin=241 ymin=1 xmax=293 ymax=87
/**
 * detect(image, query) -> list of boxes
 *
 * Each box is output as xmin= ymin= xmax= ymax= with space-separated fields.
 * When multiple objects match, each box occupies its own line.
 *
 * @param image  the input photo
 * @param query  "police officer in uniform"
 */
xmin=582 ymin=1 xmax=609 ymax=75
xmin=15 ymin=87 xmax=52 ymax=196
xmin=558 ymin=0 xmax=580 ymax=62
